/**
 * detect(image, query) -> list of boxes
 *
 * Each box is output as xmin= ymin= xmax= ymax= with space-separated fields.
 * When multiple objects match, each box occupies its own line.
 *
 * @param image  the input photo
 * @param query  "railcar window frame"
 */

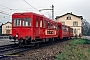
xmin=23 ymin=18 xmax=31 ymax=26
xmin=14 ymin=18 xmax=21 ymax=26
xmin=58 ymin=25 xmax=61 ymax=29
xmin=48 ymin=22 xmax=51 ymax=28
xmin=36 ymin=18 xmax=38 ymax=27
xmin=70 ymin=28 xmax=73 ymax=33
xmin=56 ymin=24 xmax=58 ymax=30
xmin=40 ymin=19 xmax=42 ymax=27
xmin=62 ymin=25 xmax=65 ymax=30
xmin=66 ymin=27 xmax=68 ymax=31
xmin=44 ymin=20 xmax=46 ymax=28
xmin=61 ymin=22 xmax=65 ymax=25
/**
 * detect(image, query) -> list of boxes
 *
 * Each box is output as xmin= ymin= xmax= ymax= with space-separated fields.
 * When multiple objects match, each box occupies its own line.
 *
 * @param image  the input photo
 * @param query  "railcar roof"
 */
xmin=12 ymin=12 xmax=56 ymax=23
xmin=12 ymin=12 xmax=43 ymax=16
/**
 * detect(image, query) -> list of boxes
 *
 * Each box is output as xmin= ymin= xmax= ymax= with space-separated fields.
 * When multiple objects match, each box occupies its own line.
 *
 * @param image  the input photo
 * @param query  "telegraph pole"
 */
xmin=39 ymin=5 xmax=54 ymax=20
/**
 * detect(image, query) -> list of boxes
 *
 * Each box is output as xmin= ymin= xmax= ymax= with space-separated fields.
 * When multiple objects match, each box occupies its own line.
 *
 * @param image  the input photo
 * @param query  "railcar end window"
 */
xmin=14 ymin=18 xmax=21 ymax=26
xmin=23 ymin=18 xmax=31 ymax=26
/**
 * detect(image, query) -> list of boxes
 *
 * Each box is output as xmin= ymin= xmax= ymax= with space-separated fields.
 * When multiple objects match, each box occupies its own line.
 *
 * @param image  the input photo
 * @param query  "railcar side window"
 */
xmin=40 ymin=20 xmax=42 ymax=27
xmin=48 ymin=22 xmax=51 ymax=28
xmin=58 ymin=25 xmax=60 ymax=29
xmin=23 ymin=18 xmax=31 ymax=26
xmin=70 ymin=28 xmax=73 ymax=33
xmin=14 ymin=18 xmax=21 ymax=26
xmin=66 ymin=27 xmax=68 ymax=31
xmin=62 ymin=26 xmax=65 ymax=30
xmin=56 ymin=24 xmax=58 ymax=29
xmin=51 ymin=23 xmax=53 ymax=28
xmin=44 ymin=20 xmax=46 ymax=28
xmin=36 ymin=18 xmax=38 ymax=27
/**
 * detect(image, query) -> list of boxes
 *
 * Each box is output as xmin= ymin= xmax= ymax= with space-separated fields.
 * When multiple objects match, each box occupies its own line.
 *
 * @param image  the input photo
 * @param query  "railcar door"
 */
xmin=39 ymin=18 xmax=43 ymax=39
xmin=33 ymin=16 xmax=40 ymax=39
xmin=58 ymin=22 xmax=63 ymax=39
xmin=68 ymin=26 xmax=70 ymax=38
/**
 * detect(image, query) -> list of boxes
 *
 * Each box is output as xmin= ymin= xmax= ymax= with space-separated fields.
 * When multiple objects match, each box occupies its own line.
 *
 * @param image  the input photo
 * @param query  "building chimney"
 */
xmin=71 ymin=12 xmax=72 ymax=14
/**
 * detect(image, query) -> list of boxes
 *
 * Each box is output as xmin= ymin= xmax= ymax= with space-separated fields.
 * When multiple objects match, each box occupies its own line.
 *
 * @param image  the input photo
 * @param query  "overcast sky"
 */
xmin=0 ymin=0 xmax=90 ymax=24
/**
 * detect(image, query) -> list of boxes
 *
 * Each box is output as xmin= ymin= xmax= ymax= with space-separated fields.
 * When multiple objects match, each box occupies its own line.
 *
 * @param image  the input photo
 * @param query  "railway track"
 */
xmin=0 ymin=44 xmax=18 ymax=49
xmin=0 ymin=39 xmax=69 ymax=60
xmin=0 ymin=44 xmax=33 ymax=59
xmin=0 ymin=44 xmax=18 ymax=53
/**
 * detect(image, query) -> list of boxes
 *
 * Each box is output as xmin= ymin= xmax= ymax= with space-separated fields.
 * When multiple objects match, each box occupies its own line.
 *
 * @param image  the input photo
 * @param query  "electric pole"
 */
xmin=39 ymin=5 xmax=54 ymax=20
xmin=52 ymin=5 xmax=54 ymax=20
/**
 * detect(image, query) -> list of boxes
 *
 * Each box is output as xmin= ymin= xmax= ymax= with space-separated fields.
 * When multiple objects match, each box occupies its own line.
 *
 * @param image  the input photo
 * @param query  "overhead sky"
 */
xmin=0 ymin=0 xmax=90 ymax=24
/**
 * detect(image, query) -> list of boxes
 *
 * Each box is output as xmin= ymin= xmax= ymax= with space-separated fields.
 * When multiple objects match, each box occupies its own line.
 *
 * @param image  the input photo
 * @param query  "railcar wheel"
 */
xmin=52 ymin=38 xmax=55 ymax=42
xmin=14 ymin=39 xmax=16 ymax=44
xmin=35 ymin=43 xmax=40 ymax=49
xmin=18 ymin=39 xmax=23 ymax=47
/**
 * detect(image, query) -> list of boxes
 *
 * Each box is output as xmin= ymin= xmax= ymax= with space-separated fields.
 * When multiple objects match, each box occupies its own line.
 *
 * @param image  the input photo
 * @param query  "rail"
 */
xmin=0 ymin=36 xmax=9 ymax=39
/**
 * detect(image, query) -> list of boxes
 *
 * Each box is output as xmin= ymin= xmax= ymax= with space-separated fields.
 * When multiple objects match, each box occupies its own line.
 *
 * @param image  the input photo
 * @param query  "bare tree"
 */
xmin=82 ymin=19 xmax=90 ymax=36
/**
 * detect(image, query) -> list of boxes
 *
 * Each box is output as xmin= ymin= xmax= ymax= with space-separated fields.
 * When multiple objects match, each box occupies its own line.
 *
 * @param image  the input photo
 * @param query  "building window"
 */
xmin=61 ymin=22 xmax=65 ymax=25
xmin=73 ymin=21 xmax=78 ymax=26
xmin=66 ymin=15 xmax=71 ymax=20
xmin=6 ymin=26 xmax=8 ymax=28
xmin=8 ymin=26 xmax=9 ymax=28
xmin=10 ymin=26 xmax=11 ymax=28
xmin=6 ymin=26 xmax=11 ymax=28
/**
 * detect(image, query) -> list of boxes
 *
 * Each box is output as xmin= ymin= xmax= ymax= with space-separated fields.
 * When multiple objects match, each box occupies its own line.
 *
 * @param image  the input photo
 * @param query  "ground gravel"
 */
xmin=2 ymin=39 xmax=72 ymax=60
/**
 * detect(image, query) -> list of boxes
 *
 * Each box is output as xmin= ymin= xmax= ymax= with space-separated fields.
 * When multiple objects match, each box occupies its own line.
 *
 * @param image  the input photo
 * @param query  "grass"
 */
xmin=55 ymin=38 xmax=90 ymax=60
xmin=70 ymin=38 xmax=90 ymax=45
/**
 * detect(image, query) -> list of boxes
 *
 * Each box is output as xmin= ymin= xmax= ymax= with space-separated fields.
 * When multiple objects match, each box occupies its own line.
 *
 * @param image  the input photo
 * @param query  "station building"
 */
xmin=2 ymin=22 xmax=12 ymax=35
xmin=55 ymin=12 xmax=83 ymax=36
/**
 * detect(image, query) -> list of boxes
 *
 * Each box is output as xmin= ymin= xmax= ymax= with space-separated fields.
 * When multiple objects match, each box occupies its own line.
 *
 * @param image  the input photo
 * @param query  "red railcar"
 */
xmin=11 ymin=12 xmax=60 ymax=46
xmin=68 ymin=26 xmax=73 ymax=38
xmin=58 ymin=22 xmax=71 ymax=39
xmin=10 ymin=12 xmax=73 ymax=46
